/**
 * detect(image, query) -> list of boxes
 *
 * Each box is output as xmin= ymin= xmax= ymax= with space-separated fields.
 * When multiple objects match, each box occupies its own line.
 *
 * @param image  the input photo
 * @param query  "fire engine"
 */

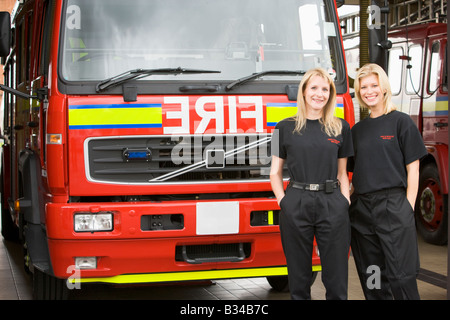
xmin=387 ymin=21 xmax=448 ymax=245
xmin=0 ymin=0 xmax=354 ymax=299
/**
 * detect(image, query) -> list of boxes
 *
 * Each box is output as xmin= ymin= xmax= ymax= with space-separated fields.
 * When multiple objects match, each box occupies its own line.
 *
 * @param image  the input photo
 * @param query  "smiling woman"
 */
xmin=354 ymin=63 xmax=396 ymax=117
xmin=349 ymin=63 xmax=428 ymax=300
xmin=270 ymin=68 xmax=353 ymax=300
xmin=293 ymin=68 xmax=342 ymax=137
xmin=358 ymin=74 xmax=385 ymax=111
xmin=303 ymin=75 xmax=331 ymax=116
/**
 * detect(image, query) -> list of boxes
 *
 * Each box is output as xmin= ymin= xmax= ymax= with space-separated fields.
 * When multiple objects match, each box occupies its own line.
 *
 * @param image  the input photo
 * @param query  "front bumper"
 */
xmin=46 ymin=198 xmax=321 ymax=281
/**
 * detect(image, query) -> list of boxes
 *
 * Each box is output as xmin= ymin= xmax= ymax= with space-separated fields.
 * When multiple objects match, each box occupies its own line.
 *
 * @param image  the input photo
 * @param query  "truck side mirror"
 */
xmin=0 ymin=12 xmax=11 ymax=58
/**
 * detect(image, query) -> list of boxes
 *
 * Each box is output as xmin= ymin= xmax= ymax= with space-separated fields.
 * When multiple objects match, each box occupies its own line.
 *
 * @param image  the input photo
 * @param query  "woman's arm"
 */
xmin=337 ymin=157 xmax=351 ymax=204
xmin=406 ymin=159 xmax=420 ymax=208
xmin=270 ymin=155 xmax=286 ymax=205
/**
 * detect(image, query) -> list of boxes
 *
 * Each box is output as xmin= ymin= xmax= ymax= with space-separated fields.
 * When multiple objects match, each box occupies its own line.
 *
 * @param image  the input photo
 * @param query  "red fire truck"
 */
xmin=387 ymin=22 xmax=448 ymax=245
xmin=1 ymin=0 xmax=354 ymax=299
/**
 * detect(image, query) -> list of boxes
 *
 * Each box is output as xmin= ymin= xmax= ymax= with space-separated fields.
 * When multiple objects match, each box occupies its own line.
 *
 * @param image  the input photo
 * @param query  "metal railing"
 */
xmin=339 ymin=0 xmax=447 ymax=40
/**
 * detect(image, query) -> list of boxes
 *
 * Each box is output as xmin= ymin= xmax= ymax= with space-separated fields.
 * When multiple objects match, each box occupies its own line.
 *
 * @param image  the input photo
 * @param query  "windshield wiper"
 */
xmin=96 ymin=67 xmax=221 ymax=92
xmin=225 ymin=70 xmax=306 ymax=91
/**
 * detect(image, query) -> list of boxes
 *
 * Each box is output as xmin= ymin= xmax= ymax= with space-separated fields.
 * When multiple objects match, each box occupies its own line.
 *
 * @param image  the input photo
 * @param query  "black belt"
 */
xmin=289 ymin=180 xmax=340 ymax=193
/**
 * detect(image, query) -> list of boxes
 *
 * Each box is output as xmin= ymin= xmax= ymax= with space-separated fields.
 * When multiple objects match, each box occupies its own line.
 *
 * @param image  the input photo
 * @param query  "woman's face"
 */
xmin=359 ymin=74 xmax=385 ymax=110
xmin=303 ymin=75 xmax=330 ymax=113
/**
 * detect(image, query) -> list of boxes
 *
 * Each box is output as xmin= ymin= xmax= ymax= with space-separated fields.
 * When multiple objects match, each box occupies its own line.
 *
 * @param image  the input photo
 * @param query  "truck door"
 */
xmin=422 ymin=38 xmax=448 ymax=145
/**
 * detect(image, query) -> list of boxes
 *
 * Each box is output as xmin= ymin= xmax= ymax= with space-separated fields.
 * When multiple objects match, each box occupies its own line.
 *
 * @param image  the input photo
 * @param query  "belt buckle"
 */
xmin=309 ymin=184 xmax=320 ymax=191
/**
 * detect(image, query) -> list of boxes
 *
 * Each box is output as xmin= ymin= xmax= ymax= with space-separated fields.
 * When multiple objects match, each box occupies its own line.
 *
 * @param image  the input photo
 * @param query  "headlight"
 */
xmin=74 ymin=212 xmax=114 ymax=232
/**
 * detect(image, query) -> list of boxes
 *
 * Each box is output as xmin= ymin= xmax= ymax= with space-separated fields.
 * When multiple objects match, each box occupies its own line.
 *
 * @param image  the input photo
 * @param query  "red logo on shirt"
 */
xmin=328 ymin=138 xmax=340 ymax=145
xmin=380 ymin=135 xmax=395 ymax=140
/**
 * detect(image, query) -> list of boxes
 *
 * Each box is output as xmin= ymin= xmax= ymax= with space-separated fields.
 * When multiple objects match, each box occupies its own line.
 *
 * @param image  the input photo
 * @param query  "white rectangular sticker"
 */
xmin=196 ymin=201 xmax=239 ymax=235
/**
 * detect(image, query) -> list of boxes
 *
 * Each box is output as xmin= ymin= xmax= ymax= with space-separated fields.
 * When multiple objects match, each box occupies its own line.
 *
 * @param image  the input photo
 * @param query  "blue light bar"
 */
xmin=123 ymin=148 xmax=151 ymax=161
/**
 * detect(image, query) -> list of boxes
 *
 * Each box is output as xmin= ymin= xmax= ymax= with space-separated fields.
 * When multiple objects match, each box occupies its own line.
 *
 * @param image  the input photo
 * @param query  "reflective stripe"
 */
xmin=266 ymin=102 xmax=345 ymax=127
xmin=70 ymin=265 xmax=322 ymax=284
xmin=423 ymin=97 xmax=448 ymax=116
xmin=268 ymin=210 xmax=274 ymax=225
xmin=334 ymin=103 xmax=344 ymax=119
xmin=266 ymin=103 xmax=297 ymax=127
xmin=69 ymin=104 xmax=163 ymax=129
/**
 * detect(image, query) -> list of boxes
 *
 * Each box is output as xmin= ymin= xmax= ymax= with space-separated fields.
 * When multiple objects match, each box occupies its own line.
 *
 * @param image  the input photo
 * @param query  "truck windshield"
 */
xmin=60 ymin=0 xmax=344 ymax=86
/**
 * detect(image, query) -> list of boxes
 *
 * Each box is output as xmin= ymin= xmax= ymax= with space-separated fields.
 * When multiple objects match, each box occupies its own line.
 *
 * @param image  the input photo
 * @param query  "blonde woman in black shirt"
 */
xmin=270 ymin=68 xmax=353 ymax=300
xmin=349 ymin=63 xmax=427 ymax=300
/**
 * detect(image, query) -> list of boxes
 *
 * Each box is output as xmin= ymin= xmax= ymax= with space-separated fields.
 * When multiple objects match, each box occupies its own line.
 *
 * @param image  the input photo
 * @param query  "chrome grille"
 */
xmin=86 ymin=135 xmax=272 ymax=184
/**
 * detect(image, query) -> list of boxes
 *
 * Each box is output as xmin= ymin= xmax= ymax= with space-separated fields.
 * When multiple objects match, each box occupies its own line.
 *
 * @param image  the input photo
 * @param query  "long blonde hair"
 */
xmin=294 ymin=68 xmax=342 ymax=137
xmin=354 ymin=63 xmax=396 ymax=114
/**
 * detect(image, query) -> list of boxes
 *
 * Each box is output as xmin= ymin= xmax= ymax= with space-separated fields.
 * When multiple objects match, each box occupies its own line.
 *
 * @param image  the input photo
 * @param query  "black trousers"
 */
xmin=349 ymin=188 xmax=420 ymax=300
xmin=279 ymin=186 xmax=350 ymax=300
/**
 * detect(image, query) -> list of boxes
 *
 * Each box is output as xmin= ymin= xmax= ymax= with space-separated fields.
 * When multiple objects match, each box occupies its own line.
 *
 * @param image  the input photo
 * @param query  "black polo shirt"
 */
xmin=348 ymin=110 xmax=427 ymax=194
xmin=272 ymin=118 xmax=353 ymax=184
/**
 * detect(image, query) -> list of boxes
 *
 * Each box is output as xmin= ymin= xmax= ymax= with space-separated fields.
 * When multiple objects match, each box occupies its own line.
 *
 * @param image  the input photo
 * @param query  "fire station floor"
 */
xmin=0 ymin=233 xmax=448 ymax=300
